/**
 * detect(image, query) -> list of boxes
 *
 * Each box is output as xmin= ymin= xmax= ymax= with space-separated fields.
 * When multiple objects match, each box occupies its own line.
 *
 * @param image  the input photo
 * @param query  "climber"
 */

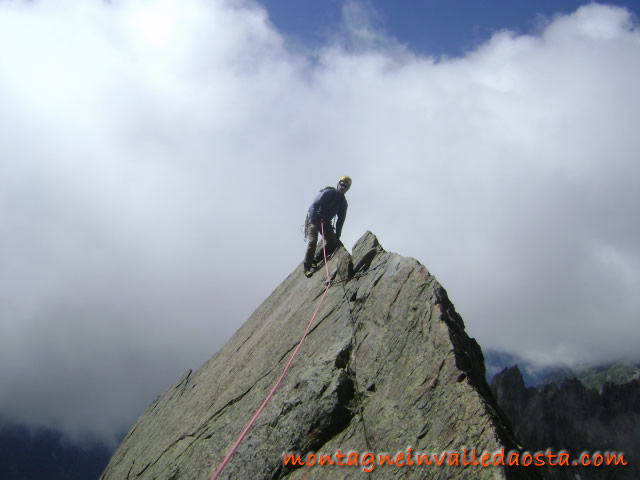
xmin=303 ymin=176 xmax=352 ymax=278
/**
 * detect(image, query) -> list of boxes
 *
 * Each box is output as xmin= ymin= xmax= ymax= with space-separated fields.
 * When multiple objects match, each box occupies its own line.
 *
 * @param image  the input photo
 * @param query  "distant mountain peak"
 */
xmin=491 ymin=365 xmax=640 ymax=479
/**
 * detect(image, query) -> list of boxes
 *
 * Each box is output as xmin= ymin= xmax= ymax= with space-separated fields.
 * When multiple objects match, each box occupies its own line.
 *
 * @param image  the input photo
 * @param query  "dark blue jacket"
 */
xmin=308 ymin=187 xmax=348 ymax=238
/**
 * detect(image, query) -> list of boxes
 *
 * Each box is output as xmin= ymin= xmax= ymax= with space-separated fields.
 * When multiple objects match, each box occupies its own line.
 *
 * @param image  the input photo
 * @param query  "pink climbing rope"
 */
xmin=211 ymin=220 xmax=332 ymax=480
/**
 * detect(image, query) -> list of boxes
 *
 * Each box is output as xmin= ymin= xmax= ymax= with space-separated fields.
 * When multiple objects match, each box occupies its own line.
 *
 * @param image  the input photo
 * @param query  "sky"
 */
xmin=1 ymin=0 xmax=639 ymax=445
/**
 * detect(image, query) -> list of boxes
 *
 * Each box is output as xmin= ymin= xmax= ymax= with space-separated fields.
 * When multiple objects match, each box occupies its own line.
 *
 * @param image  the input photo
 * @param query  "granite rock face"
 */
xmin=101 ymin=232 xmax=538 ymax=480
xmin=491 ymin=365 xmax=638 ymax=480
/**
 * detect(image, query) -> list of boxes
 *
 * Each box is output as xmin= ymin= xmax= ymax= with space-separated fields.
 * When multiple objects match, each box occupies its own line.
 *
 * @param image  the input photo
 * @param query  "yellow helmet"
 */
xmin=338 ymin=176 xmax=352 ymax=187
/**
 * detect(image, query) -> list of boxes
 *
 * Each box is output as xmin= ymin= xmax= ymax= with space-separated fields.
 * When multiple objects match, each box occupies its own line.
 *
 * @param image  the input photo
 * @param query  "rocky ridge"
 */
xmin=101 ymin=232 xmax=539 ymax=479
xmin=491 ymin=365 xmax=638 ymax=480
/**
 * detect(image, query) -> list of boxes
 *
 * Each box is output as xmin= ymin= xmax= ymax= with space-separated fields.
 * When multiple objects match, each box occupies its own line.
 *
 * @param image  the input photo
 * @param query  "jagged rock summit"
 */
xmin=101 ymin=232 xmax=535 ymax=480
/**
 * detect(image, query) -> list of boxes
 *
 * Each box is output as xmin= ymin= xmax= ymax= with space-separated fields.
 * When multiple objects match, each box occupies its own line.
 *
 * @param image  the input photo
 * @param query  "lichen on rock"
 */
xmin=101 ymin=232 xmax=539 ymax=480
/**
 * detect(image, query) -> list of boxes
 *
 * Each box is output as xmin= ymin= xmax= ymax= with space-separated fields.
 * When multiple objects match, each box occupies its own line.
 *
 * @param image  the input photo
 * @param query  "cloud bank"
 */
xmin=1 ymin=0 xmax=638 ymax=442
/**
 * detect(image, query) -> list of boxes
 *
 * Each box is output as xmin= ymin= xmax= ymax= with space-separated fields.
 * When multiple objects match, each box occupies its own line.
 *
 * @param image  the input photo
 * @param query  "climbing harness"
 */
xmin=211 ymin=221 xmax=332 ymax=480
xmin=301 ymin=215 xmax=337 ymax=243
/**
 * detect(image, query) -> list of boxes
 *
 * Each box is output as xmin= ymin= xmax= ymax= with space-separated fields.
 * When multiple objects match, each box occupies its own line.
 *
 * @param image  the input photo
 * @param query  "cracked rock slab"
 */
xmin=100 ymin=232 xmax=540 ymax=480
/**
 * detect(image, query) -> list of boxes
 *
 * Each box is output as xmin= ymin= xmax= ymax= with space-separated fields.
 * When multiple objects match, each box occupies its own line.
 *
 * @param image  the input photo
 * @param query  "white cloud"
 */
xmin=0 ymin=0 xmax=639 ymax=441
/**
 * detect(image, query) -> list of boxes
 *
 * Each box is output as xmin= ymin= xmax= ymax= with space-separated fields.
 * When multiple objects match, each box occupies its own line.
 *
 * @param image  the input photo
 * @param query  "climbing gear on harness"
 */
xmin=302 ymin=214 xmax=310 ymax=242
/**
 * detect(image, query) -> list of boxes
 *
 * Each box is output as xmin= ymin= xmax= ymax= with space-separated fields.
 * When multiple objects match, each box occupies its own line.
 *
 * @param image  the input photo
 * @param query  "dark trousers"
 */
xmin=304 ymin=220 xmax=339 ymax=269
